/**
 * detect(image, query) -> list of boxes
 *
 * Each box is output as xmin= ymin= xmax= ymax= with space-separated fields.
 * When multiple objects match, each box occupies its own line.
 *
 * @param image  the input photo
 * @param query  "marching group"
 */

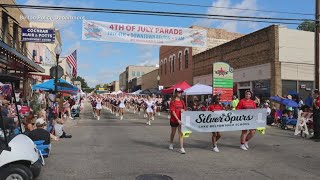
xmin=87 ymin=89 xmax=262 ymax=154
xmin=88 ymin=94 xmax=164 ymax=125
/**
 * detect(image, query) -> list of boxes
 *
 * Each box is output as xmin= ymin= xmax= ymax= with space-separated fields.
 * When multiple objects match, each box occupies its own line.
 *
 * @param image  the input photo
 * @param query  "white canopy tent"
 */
xmin=116 ymin=90 xmax=123 ymax=94
xmin=183 ymin=83 xmax=212 ymax=95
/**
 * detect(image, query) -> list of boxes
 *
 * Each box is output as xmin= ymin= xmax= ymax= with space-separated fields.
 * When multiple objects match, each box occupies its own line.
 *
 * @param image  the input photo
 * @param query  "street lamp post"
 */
xmin=54 ymin=44 xmax=62 ymax=94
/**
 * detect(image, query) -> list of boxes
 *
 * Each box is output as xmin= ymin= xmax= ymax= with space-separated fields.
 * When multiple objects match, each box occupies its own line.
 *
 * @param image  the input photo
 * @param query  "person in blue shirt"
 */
xmin=305 ymin=93 xmax=313 ymax=108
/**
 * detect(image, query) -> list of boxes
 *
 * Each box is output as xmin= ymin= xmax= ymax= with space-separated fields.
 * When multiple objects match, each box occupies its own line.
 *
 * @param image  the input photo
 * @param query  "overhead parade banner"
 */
xmin=82 ymin=20 xmax=207 ymax=47
xmin=181 ymin=109 xmax=267 ymax=133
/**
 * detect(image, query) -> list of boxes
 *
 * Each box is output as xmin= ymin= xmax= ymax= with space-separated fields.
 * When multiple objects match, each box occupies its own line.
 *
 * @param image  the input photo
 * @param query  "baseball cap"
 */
xmin=175 ymin=88 xmax=183 ymax=93
xmin=36 ymin=118 xmax=46 ymax=126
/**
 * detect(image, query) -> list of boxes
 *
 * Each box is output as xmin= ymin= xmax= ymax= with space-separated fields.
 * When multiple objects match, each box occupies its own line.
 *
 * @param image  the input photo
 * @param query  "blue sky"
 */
xmin=16 ymin=0 xmax=314 ymax=87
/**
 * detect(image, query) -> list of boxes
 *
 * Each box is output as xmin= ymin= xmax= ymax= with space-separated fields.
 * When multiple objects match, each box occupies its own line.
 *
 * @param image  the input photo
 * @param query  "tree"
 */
xmin=297 ymin=21 xmax=315 ymax=32
xmin=103 ymin=84 xmax=109 ymax=89
xmin=95 ymin=84 xmax=102 ymax=90
xmin=72 ymin=76 xmax=89 ymax=89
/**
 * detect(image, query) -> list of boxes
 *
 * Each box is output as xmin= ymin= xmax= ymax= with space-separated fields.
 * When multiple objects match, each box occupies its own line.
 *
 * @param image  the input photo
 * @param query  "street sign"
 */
xmin=21 ymin=28 xmax=55 ymax=43
xmin=50 ymin=65 xmax=64 ymax=79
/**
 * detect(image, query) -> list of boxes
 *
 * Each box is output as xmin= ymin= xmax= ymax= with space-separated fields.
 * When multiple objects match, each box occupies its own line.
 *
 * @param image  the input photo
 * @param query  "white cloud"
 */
xmin=62 ymin=41 xmax=88 ymax=57
xmin=99 ymin=44 xmax=121 ymax=58
xmin=85 ymin=67 xmax=125 ymax=87
xmin=195 ymin=0 xmax=260 ymax=32
xmin=61 ymin=28 xmax=78 ymax=41
xmin=78 ymin=63 xmax=91 ymax=69
xmin=137 ymin=45 xmax=159 ymax=66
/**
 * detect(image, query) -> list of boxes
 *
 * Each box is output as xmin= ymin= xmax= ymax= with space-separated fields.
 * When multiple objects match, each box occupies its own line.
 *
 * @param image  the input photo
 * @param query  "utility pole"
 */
xmin=315 ymin=0 xmax=320 ymax=90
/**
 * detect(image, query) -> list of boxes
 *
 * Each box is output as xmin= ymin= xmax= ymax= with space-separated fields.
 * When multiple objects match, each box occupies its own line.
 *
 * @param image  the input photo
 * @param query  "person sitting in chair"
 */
xmin=53 ymin=115 xmax=72 ymax=138
xmin=28 ymin=118 xmax=51 ymax=154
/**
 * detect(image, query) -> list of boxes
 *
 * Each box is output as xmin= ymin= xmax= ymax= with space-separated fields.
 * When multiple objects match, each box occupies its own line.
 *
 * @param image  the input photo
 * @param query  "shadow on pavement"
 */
xmin=130 ymin=139 xmax=168 ymax=150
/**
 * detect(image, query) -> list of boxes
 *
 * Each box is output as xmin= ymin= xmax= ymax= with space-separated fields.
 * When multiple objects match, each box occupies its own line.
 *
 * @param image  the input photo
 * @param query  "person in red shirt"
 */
xmin=169 ymin=88 xmax=187 ymax=154
xmin=236 ymin=90 xmax=257 ymax=151
xmin=207 ymin=95 xmax=224 ymax=152
xmin=311 ymin=90 xmax=320 ymax=139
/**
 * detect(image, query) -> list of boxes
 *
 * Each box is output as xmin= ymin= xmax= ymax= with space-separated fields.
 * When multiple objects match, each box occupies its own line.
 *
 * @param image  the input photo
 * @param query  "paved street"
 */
xmin=38 ymin=102 xmax=320 ymax=180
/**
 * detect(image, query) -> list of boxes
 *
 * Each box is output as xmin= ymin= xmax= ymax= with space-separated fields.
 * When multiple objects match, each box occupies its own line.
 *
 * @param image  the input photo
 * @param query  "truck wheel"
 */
xmin=1 ymin=164 xmax=33 ymax=180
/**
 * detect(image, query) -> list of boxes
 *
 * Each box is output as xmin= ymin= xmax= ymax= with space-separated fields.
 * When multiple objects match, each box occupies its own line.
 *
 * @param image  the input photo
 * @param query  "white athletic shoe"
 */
xmin=169 ymin=144 xmax=174 ymax=150
xmin=120 ymin=116 xmax=123 ymax=120
xmin=148 ymin=121 xmax=151 ymax=126
xmin=116 ymin=113 xmax=119 ymax=117
xmin=180 ymin=148 xmax=186 ymax=154
xmin=167 ymin=115 xmax=170 ymax=119
xmin=158 ymin=112 xmax=160 ymax=116
xmin=152 ymin=116 xmax=154 ymax=121
xmin=97 ymin=116 xmax=100 ymax=120
xmin=240 ymin=144 xmax=248 ymax=151
xmin=244 ymin=142 xmax=249 ymax=149
xmin=213 ymin=146 xmax=220 ymax=153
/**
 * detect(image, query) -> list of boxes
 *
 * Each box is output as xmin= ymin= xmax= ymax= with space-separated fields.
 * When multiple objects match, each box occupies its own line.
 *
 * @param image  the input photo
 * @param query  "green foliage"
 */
xmin=297 ymin=21 xmax=316 ymax=32
xmin=95 ymin=84 xmax=101 ymax=90
xmin=72 ymin=76 xmax=89 ymax=89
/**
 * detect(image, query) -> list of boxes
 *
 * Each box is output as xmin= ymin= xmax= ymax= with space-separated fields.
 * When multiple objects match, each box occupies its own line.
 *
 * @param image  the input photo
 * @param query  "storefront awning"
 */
xmin=0 ymin=40 xmax=44 ymax=73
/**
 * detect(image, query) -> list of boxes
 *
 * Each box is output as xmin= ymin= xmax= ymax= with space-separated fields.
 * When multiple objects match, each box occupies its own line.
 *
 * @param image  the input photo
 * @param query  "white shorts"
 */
xmin=96 ymin=105 xmax=102 ymax=110
xmin=146 ymin=108 xmax=153 ymax=113
xmin=119 ymin=104 xmax=125 ymax=109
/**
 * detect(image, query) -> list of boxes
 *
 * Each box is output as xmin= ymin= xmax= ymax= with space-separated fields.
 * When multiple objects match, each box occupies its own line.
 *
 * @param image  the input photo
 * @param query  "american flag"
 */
xmin=66 ymin=50 xmax=77 ymax=77
xmin=0 ymin=84 xmax=12 ymax=95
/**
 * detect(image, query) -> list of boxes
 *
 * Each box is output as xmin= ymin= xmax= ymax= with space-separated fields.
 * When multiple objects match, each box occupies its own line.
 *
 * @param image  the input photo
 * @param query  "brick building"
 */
xmin=141 ymin=69 xmax=159 ymax=90
xmin=159 ymin=26 xmax=242 ymax=88
xmin=193 ymin=25 xmax=315 ymax=99
xmin=0 ymin=0 xmax=44 ymax=96
xmin=119 ymin=65 xmax=158 ymax=92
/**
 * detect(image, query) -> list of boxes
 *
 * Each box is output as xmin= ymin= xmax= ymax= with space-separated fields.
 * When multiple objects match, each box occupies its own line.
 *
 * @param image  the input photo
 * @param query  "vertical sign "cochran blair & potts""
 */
xmin=213 ymin=62 xmax=234 ymax=102
xmin=21 ymin=28 xmax=55 ymax=43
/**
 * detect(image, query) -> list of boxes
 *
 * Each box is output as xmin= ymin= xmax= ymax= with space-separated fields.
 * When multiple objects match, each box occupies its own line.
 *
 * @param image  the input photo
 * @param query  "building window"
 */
xmin=164 ymin=59 xmax=167 ymax=74
xmin=282 ymin=80 xmax=297 ymax=97
xmin=13 ymin=23 xmax=18 ymax=49
xmin=1 ymin=12 xmax=9 ymax=43
xmin=185 ymin=49 xmax=189 ymax=69
xmin=172 ymin=55 xmax=175 ymax=73
xmin=137 ymin=71 xmax=140 ymax=77
xmin=178 ymin=52 xmax=182 ymax=70
xmin=298 ymin=81 xmax=314 ymax=99
xmin=169 ymin=57 xmax=172 ymax=73
xmin=160 ymin=60 xmax=163 ymax=75
xmin=132 ymin=71 xmax=135 ymax=77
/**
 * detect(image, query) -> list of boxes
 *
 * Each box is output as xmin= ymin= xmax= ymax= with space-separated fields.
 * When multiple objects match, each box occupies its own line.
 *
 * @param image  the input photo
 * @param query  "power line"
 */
xmin=113 ymin=0 xmax=314 ymax=16
xmin=0 ymin=4 xmax=312 ymax=25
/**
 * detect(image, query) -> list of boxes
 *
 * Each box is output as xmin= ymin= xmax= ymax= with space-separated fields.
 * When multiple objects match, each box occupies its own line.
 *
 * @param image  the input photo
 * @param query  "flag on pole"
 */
xmin=66 ymin=50 xmax=77 ymax=77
